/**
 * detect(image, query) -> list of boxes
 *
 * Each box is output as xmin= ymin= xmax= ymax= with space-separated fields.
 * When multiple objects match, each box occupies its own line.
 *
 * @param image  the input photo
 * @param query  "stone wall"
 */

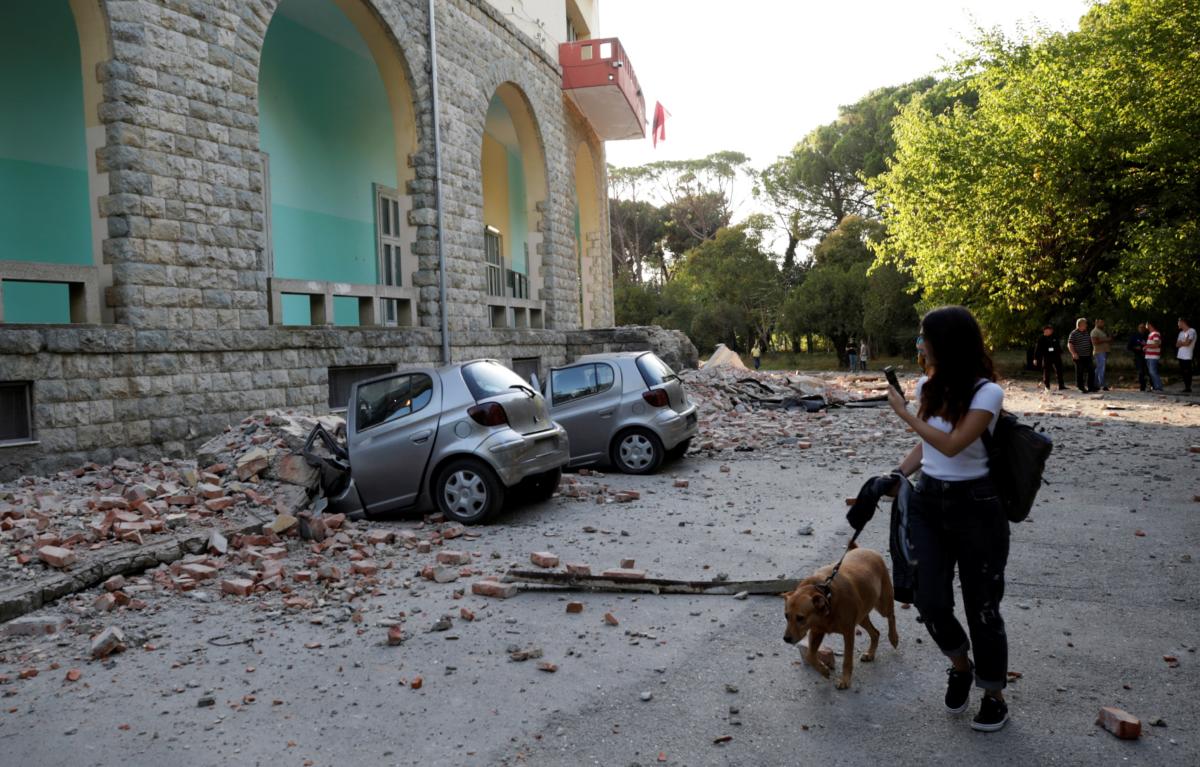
xmin=0 ymin=0 xmax=630 ymax=478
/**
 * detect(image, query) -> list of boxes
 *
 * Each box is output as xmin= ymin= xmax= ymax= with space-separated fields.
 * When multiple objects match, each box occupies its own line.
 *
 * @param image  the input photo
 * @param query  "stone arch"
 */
xmin=573 ymin=139 xmax=604 ymax=329
xmin=479 ymin=78 xmax=550 ymax=324
xmin=248 ymin=0 xmax=425 ymax=325
xmin=0 ymin=0 xmax=111 ymax=323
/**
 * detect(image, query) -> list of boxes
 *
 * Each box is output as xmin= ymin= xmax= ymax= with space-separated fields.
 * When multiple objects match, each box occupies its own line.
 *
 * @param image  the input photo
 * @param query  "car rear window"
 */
xmin=635 ymin=353 xmax=676 ymax=387
xmin=462 ymin=361 xmax=528 ymax=400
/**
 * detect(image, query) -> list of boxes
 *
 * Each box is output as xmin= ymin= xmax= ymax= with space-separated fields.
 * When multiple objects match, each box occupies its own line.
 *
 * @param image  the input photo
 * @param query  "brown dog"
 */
xmin=782 ymin=546 xmax=899 ymax=689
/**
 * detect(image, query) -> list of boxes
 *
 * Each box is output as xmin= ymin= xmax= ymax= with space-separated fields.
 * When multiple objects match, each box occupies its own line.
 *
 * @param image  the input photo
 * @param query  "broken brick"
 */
xmin=614 ymin=491 xmax=640 ymax=503
xmin=1096 ymin=707 xmax=1141 ymax=739
xmin=221 ymin=578 xmax=255 ymax=597
xmin=537 ymin=661 xmax=558 ymax=673
xmin=566 ymin=602 xmax=584 ymax=614
xmin=601 ymin=568 xmax=646 ymax=580
xmin=565 ymin=562 xmax=591 ymax=576
xmin=36 ymin=545 xmax=76 ymax=568
xmin=437 ymin=550 xmax=472 ymax=566
xmin=366 ymin=529 xmax=395 ymax=546
xmin=603 ymin=612 xmax=619 ymax=626
xmin=350 ymin=560 xmax=379 ymax=577
xmin=103 ymin=575 xmax=126 ymax=592
xmin=472 ymin=580 xmax=518 ymax=599
xmin=387 ymin=626 xmax=405 ymax=646
xmin=204 ymin=497 xmax=236 ymax=512
xmin=620 ymin=558 xmax=636 ymax=568
xmin=459 ymin=607 xmax=475 ymax=621
xmin=673 ymin=479 xmax=689 ymax=488
xmin=65 ymin=669 xmax=82 ymax=683
xmin=531 ymin=551 xmax=560 ymax=568
xmin=90 ymin=626 xmax=126 ymax=659
xmin=410 ymin=676 xmax=423 ymax=690
xmin=180 ymin=563 xmax=217 ymax=580
xmin=93 ymin=593 xmax=117 ymax=612
xmin=441 ymin=523 xmax=465 ymax=539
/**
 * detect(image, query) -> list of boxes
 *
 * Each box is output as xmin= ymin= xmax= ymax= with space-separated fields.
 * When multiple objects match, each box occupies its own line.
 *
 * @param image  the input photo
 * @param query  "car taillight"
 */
xmin=642 ymin=388 xmax=669 ymax=408
xmin=468 ymin=402 xmax=508 ymax=426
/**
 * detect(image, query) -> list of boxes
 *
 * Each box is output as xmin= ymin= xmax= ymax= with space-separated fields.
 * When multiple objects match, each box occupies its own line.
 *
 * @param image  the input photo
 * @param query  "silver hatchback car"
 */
xmin=544 ymin=351 xmax=698 ymax=474
xmin=315 ymin=359 xmax=569 ymax=524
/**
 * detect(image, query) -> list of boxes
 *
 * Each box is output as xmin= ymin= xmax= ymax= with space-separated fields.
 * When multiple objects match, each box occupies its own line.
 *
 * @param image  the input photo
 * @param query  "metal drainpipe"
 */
xmin=428 ymin=0 xmax=450 ymax=364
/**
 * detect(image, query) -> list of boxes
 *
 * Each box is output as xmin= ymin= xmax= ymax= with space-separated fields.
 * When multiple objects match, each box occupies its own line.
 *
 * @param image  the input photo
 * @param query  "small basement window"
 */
xmin=0 ymin=382 xmax=34 ymax=445
xmin=327 ymin=365 xmax=395 ymax=411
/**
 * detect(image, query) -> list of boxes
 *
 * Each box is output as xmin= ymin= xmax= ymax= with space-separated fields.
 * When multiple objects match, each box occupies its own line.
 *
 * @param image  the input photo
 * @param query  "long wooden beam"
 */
xmin=502 ymin=569 xmax=800 ymax=595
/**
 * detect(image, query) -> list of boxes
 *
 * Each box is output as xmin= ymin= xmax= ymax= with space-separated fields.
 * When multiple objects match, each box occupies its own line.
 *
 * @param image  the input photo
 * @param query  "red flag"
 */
xmin=652 ymin=101 xmax=668 ymax=147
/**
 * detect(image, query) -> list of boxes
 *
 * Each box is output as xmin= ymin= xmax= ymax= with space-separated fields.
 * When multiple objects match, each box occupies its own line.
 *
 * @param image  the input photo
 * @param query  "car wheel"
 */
xmin=666 ymin=438 xmax=692 ymax=461
xmin=611 ymin=428 xmax=664 ymax=475
xmin=523 ymin=467 xmax=562 ymax=503
xmin=434 ymin=458 xmax=504 ymax=524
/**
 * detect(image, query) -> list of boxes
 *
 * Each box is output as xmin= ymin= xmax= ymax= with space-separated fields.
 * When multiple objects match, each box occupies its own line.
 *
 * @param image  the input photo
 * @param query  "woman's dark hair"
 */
xmin=918 ymin=306 xmax=995 ymax=425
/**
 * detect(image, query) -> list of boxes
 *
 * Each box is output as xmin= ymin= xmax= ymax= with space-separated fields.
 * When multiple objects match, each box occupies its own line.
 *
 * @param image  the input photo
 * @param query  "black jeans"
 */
xmin=1181 ymin=359 xmax=1193 ymax=392
xmin=1134 ymin=354 xmax=1147 ymax=390
xmin=1041 ymin=356 xmax=1064 ymax=389
xmin=909 ymin=475 xmax=1010 ymax=691
xmin=1073 ymin=355 xmax=1096 ymax=392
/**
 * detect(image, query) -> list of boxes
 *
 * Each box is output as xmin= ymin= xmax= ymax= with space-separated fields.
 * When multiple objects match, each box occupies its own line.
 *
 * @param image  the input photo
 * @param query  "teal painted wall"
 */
xmin=259 ymin=6 xmax=397 ymax=326
xmin=506 ymin=149 xmax=528 ymax=274
xmin=0 ymin=1 xmax=90 ymax=324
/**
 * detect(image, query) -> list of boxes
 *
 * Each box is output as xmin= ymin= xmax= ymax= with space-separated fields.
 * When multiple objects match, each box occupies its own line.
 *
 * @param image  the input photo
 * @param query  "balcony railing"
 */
xmin=0 ymin=260 xmax=104 ymax=324
xmin=559 ymin=37 xmax=646 ymax=140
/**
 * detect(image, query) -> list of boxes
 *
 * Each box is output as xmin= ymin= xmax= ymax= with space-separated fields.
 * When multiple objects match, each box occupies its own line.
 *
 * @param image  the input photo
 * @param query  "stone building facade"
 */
xmin=0 ymin=0 xmax=674 ymax=479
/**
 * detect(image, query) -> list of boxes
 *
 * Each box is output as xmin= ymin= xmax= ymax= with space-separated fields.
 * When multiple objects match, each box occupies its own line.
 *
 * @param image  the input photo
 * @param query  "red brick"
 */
xmin=459 ymin=607 xmax=475 ymax=621
xmin=180 ymin=564 xmax=217 ymax=580
xmin=18 ymin=668 xmax=38 ymax=680
xmin=366 ymin=529 xmax=395 ymax=545
xmin=537 ymin=661 xmax=558 ymax=673
xmin=324 ymin=513 xmax=346 ymax=530
xmin=221 ymin=578 xmax=255 ymax=597
xmin=204 ymin=497 xmax=235 ymax=512
xmin=36 ymin=545 xmax=76 ymax=568
xmin=673 ymin=479 xmax=689 ymax=488
xmin=1096 ymin=707 xmax=1141 ymax=739
xmin=387 ymin=625 xmax=405 ymax=646
xmin=531 ymin=551 xmax=560 ymax=568
xmin=603 ymin=612 xmax=619 ymax=626
xmin=351 ymin=560 xmax=378 ymax=577
xmin=472 ymin=580 xmax=518 ymax=599
xmin=797 ymin=442 xmax=812 ymax=449
xmin=441 ymin=523 xmax=465 ymax=539
xmin=103 ymin=575 xmax=126 ymax=592
xmin=437 ymin=550 xmax=472 ymax=566
xmin=197 ymin=483 xmax=225 ymax=500
xmin=614 ymin=491 xmax=640 ymax=503
xmin=93 ymin=593 xmax=117 ymax=612
xmin=601 ymin=568 xmax=646 ymax=580
xmin=293 ymin=570 xmax=313 ymax=583
xmin=65 ymin=669 xmax=82 ymax=683
xmin=565 ymin=562 xmax=591 ymax=576
xmin=566 ymin=602 xmax=584 ymax=614
xmin=416 ymin=541 xmax=432 ymax=553
xmin=410 ymin=676 xmax=423 ymax=690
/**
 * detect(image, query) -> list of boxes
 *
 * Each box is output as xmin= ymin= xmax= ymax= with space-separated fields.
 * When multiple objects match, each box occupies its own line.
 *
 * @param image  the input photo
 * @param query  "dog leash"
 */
xmin=816 ymin=527 xmax=862 ymax=604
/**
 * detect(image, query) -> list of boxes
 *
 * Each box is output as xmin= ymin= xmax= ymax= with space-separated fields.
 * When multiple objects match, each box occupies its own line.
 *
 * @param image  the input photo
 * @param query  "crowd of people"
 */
xmin=1033 ymin=317 xmax=1194 ymax=394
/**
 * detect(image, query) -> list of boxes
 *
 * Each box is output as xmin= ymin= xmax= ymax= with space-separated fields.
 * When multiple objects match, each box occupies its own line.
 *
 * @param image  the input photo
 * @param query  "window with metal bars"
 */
xmin=484 ymin=227 xmax=504 ymax=297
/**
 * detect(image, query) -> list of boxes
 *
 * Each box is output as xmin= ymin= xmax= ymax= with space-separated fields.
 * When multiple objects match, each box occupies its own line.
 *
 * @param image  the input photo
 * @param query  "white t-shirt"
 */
xmin=1178 ymin=328 xmax=1196 ymax=361
xmin=914 ymin=376 xmax=1004 ymax=481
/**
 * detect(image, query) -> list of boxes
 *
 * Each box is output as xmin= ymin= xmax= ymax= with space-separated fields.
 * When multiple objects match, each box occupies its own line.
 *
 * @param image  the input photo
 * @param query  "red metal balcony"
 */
xmin=559 ymin=38 xmax=646 ymax=140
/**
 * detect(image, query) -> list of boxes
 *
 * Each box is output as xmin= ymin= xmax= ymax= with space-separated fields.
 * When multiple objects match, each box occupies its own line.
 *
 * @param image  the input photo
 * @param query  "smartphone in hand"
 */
xmin=884 ymin=366 xmax=903 ymax=396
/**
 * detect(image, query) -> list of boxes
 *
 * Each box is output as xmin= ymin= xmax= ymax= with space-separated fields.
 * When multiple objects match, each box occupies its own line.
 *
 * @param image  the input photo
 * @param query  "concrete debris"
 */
xmin=90 ymin=626 xmax=126 ymax=659
xmin=1097 ymin=707 xmax=1142 ymax=739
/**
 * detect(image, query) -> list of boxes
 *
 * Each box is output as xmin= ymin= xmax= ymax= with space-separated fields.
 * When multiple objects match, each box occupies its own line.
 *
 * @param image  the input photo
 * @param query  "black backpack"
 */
xmin=975 ymin=382 xmax=1053 ymax=522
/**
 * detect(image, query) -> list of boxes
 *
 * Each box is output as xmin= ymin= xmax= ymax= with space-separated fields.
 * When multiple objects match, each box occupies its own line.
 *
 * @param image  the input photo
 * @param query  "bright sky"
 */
xmin=600 ymin=0 xmax=1094 ymax=174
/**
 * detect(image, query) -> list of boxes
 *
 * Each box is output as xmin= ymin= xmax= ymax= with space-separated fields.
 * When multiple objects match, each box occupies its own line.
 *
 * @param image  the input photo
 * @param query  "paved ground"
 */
xmin=1 ymin=381 xmax=1197 ymax=766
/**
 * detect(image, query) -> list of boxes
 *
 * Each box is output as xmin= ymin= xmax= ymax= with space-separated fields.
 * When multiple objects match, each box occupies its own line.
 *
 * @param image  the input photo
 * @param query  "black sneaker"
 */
xmin=945 ymin=663 xmax=973 ymax=713
xmin=972 ymin=695 xmax=1009 ymax=732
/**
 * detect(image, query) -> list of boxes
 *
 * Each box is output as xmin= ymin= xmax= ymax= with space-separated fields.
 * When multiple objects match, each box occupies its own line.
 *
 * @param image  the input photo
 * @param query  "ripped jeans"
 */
xmin=910 ymin=474 xmax=1010 ymax=690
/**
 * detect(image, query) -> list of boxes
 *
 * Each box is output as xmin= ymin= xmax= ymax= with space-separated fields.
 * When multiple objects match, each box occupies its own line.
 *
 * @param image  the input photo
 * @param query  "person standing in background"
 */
xmin=1034 ymin=325 xmax=1066 ymax=391
xmin=1145 ymin=321 xmax=1164 ymax=392
xmin=1067 ymin=318 xmax=1097 ymax=393
xmin=1127 ymin=323 xmax=1148 ymax=391
xmin=751 ymin=342 xmax=762 ymax=371
xmin=1176 ymin=317 xmax=1195 ymax=394
xmin=859 ymin=339 xmax=870 ymax=372
xmin=1090 ymin=319 xmax=1113 ymax=391
xmin=847 ymin=340 xmax=859 ymax=372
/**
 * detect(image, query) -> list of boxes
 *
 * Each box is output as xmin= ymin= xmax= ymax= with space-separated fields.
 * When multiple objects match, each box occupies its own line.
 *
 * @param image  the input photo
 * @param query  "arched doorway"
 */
xmin=0 ymin=0 xmax=108 ymax=324
xmin=259 ymin=0 xmax=418 ymax=326
xmin=480 ymin=83 xmax=547 ymax=328
xmin=573 ymin=141 xmax=602 ymax=329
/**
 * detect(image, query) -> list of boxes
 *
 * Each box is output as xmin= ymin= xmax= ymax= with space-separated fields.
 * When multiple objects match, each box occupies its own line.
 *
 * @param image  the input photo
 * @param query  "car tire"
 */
xmin=666 ymin=438 xmax=692 ymax=461
xmin=522 ymin=467 xmax=562 ymax=503
xmin=611 ymin=428 xmax=664 ymax=475
xmin=434 ymin=457 xmax=504 ymax=524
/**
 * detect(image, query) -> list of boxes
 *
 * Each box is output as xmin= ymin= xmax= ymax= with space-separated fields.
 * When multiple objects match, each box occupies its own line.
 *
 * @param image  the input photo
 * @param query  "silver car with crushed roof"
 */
xmin=311 ymin=360 xmax=568 ymax=524
xmin=543 ymin=351 xmax=698 ymax=474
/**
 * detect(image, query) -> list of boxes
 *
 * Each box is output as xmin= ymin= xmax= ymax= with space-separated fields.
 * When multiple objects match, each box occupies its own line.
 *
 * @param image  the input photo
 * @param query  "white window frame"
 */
xmin=375 ymin=184 xmax=405 ymax=324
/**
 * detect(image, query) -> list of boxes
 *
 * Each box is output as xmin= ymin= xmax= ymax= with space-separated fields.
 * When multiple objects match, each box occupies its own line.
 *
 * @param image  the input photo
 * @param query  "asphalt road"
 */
xmin=1 ymin=387 xmax=1196 ymax=767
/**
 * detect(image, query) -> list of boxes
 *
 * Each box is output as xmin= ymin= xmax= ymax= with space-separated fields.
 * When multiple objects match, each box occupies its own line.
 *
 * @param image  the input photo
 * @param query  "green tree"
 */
xmin=609 ymin=198 xmax=666 ymax=283
xmin=873 ymin=0 xmax=1200 ymax=341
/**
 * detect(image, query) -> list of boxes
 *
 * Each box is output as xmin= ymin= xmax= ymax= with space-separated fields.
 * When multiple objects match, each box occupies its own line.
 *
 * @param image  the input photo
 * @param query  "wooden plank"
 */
xmin=502 ymin=569 xmax=800 ymax=595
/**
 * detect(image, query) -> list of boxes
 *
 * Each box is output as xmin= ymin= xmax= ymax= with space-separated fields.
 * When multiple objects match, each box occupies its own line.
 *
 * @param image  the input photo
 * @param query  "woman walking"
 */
xmin=881 ymin=306 xmax=1010 ymax=731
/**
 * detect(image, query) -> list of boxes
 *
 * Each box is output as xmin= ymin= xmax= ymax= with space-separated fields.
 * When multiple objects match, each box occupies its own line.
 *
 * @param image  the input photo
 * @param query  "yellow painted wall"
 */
xmin=481 ymin=133 xmax=509 ymax=258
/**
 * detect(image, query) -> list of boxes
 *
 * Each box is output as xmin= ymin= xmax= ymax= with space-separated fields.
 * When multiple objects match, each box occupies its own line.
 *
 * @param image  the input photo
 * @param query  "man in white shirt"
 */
xmin=1177 ymin=317 xmax=1195 ymax=394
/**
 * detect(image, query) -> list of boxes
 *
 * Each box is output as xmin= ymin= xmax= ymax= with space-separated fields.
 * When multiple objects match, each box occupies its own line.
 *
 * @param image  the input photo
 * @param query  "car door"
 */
xmin=346 ymin=370 xmax=441 ymax=513
xmin=548 ymin=362 xmax=620 ymax=465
